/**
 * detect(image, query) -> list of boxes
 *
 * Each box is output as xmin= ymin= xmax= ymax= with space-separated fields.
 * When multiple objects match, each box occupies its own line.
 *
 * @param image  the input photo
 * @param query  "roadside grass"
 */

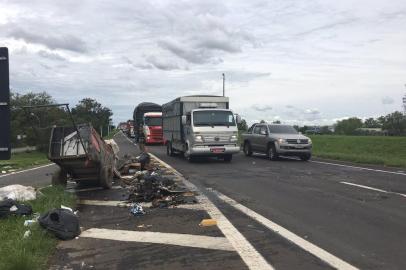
xmin=0 ymin=186 xmax=76 ymax=270
xmin=103 ymin=129 xmax=119 ymax=140
xmin=309 ymin=135 xmax=406 ymax=168
xmin=0 ymin=151 xmax=49 ymax=173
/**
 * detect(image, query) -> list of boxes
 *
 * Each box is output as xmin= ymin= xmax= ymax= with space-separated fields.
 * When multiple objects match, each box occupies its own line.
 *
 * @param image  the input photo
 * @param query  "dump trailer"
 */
xmin=48 ymin=123 xmax=115 ymax=189
xmin=162 ymin=95 xmax=241 ymax=162
xmin=133 ymin=102 xmax=162 ymax=142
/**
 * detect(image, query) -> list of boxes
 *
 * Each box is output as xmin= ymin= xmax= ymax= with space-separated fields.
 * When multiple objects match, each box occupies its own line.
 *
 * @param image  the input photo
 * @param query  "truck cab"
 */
xmin=163 ymin=96 xmax=240 ymax=162
xmin=143 ymin=112 xmax=163 ymax=144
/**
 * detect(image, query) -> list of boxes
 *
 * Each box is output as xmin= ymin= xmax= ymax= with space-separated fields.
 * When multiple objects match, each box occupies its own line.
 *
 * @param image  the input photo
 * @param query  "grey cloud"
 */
xmin=381 ymin=96 xmax=394 ymax=105
xmin=145 ymin=55 xmax=184 ymax=71
xmin=8 ymin=27 xmax=87 ymax=53
xmin=37 ymin=50 xmax=67 ymax=61
xmin=252 ymin=104 xmax=273 ymax=112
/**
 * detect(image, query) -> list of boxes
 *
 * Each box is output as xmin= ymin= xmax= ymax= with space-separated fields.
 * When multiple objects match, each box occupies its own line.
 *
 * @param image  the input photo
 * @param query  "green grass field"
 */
xmin=0 ymin=151 xmax=50 ymax=173
xmin=309 ymin=135 xmax=406 ymax=168
xmin=0 ymin=186 xmax=76 ymax=270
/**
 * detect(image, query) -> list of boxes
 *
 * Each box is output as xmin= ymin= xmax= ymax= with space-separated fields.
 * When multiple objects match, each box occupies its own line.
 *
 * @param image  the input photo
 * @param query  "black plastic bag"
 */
xmin=138 ymin=152 xmax=150 ymax=170
xmin=0 ymin=199 xmax=32 ymax=218
xmin=39 ymin=208 xmax=80 ymax=240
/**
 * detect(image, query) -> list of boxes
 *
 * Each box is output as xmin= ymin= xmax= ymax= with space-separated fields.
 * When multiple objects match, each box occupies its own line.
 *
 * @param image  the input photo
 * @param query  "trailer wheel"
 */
xmin=99 ymin=166 xmax=113 ymax=189
xmin=52 ymin=167 xmax=67 ymax=187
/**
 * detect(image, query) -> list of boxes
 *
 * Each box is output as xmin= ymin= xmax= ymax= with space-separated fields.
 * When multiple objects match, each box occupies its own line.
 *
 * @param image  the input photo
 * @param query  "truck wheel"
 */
xmin=184 ymin=145 xmax=194 ymax=162
xmin=300 ymin=154 xmax=311 ymax=161
xmin=51 ymin=167 xmax=67 ymax=187
xmin=268 ymin=144 xmax=279 ymax=161
xmin=243 ymin=142 xmax=253 ymax=156
xmin=166 ymin=142 xmax=174 ymax=156
xmin=99 ymin=166 xmax=113 ymax=189
xmin=224 ymin=154 xmax=233 ymax=162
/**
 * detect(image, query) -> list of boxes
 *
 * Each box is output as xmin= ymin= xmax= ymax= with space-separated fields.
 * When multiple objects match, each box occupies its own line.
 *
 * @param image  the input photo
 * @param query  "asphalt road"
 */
xmin=147 ymin=144 xmax=406 ymax=270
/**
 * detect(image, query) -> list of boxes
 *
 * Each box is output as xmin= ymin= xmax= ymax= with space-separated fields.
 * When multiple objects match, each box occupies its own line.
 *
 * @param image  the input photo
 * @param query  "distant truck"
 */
xmin=133 ymin=102 xmax=163 ymax=144
xmin=125 ymin=120 xmax=135 ymax=138
xmin=241 ymin=123 xmax=312 ymax=161
xmin=162 ymin=95 xmax=241 ymax=162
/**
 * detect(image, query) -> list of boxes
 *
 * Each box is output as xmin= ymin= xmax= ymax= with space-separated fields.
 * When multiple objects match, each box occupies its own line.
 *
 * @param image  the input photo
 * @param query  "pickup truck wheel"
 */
xmin=243 ymin=142 xmax=253 ymax=156
xmin=51 ymin=167 xmax=67 ymax=187
xmin=224 ymin=154 xmax=233 ymax=162
xmin=99 ymin=166 xmax=113 ymax=189
xmin=268 ymin=144 xmax=279 ymax=161
xmin=166 ymin=142 xmax=174 ymax=156
xmin=184 ymin=145 xmax=194 ymax=162
xmin=300 ymin=154 xmax=311 ymax=161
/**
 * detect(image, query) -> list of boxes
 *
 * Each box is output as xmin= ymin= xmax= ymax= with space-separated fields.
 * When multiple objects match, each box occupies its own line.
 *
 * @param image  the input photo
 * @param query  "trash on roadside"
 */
xmin=39 ymin=208 xmax=81 ymax=240
xmin=24 ymin=219 xmax=37 ymax=227
xmin=137 ymin=224 xmax=152 ymax=228
xmin=61 ymin=205 xmax=73 ymax=212
xmin=0 ymin=199 xmax=33 ymax=218
xmin=199 ymin=219 xmax=217 ymax=227
xmin=130 ymin=203 xmax=145 ymax=216
xmin=23 ymin=230 xmax=31 ymax=239
xmin=0 ymin=184 xmax=37 ymax=201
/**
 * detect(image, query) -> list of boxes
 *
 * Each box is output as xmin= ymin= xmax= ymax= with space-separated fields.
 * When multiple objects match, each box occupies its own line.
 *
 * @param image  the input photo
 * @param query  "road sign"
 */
xmin=0 ymin=47 xmax=10 ymax=160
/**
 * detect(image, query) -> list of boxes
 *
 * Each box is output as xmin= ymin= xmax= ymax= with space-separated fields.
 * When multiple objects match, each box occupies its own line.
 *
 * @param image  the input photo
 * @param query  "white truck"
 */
xmin=163 ymin=95 xmax=241 ymax=162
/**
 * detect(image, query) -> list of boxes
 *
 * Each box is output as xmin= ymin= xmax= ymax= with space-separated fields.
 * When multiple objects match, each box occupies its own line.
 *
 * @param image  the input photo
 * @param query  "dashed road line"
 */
xmin=209 ymin=189 xmax=359 ymax=270
xmin=80 ymin=228 xmax=234 ymax=251
xmin=0 ymin=163 xmax=55 ymax=178
xmin=340 ymin=181 xmax=406 ymax=198
xmin=148 ymin=151 xmax=274 ymax=270
xmin=311 ymin=160 xmax=406 ymax=176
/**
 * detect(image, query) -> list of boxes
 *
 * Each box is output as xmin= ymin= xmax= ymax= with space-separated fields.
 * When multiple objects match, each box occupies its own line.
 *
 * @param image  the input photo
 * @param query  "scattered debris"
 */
xmin=0 ymin=184 xmax=37 ymax=201
xmin=24 ymin=219 xmax=37 ymax=227
xmin=137 ymin=224 xmax=152 ymax=228
xmin=39 ymin=208 xmax=81 ymax=240
xmin=130 ymin=203 xmax=145 ymax=216
xmin=0 ymin=199 xmax=33 ymax=218
xmin=199 ymin=219 xmax=217 ymax=227
xmin=61 ymin=205 xmax=73 ymax=212
xmin=23 ymin=230 xmax=31 ymax=239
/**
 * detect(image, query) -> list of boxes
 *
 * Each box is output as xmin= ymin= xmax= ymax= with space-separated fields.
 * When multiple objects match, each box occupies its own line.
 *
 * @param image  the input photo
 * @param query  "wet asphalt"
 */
xmin=1 ymin=131 xmax=405 ymax=269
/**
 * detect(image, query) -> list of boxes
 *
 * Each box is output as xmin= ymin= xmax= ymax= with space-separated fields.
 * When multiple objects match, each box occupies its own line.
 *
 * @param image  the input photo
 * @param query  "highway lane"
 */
xmin=147 ymin=145 xmax=406 ymax=270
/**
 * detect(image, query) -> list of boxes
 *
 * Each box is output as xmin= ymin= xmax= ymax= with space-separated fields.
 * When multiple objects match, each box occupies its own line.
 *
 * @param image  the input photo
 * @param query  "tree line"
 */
xmin=237 ymin=111 xmax=406 ymax=136
xmin=10 ymin=91 xmax=113 ymax=149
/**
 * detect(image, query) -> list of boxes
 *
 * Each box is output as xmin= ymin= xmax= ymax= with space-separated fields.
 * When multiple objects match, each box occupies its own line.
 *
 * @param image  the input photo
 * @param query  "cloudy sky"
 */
xmin=1 ymin=0 xmax=405 ymax=125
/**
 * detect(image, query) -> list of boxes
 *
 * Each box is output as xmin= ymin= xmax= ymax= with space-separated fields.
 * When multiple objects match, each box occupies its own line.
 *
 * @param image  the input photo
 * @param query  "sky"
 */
xmin=1 ymin=0 xmax=406 ymax=126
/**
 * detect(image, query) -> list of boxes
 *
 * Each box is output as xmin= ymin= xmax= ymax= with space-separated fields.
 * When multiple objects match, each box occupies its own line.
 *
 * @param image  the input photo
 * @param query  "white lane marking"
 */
xmin=311 ymin=160 xmax=406 ymax=176
xmin=81 ymin=228 xmax=234 ymax=251
xmin=0 ymin=163 xmax=55 ymax=178
xmin=210 ymin=189 xmax=359 ymax=270
xmin=148 ymin=152 xmax=274 ymax=270
xmin=340 ymin=181 xmax=406 ymax=198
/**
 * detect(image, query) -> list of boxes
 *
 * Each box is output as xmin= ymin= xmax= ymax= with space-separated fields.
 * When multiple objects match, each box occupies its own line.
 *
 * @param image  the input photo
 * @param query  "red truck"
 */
xmin=133 ymin=102 xmax=163 ymax=144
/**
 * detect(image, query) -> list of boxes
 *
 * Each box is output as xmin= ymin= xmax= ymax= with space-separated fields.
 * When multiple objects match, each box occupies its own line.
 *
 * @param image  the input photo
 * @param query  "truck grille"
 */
xmin=203 ymin=135 xmax=230 ymax=143
xmin=286 ymin=139 xmax=308 ymax=144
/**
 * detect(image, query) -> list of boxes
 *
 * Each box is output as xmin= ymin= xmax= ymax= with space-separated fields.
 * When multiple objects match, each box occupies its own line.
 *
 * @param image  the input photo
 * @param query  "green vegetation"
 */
xmin=310 ymin=135 xmax=406 ymax=168
xmin=0 ymin=151 xmax=49 ymax=172
xmin=103 ymin=129 xmax=119 ymax=140
xmin=0 ymin=186 xmax=76 ymax=270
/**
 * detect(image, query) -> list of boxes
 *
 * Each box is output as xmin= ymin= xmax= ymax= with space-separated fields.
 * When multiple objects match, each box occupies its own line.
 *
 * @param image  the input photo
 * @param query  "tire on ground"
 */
xmin=99 ymin=165 xmax=113 ymax=189
xmin=268 ymin=143 xmax=279 ymax=161
xmin=300 ymin=154 xmax=311 ymax=161
xmin=52 ymin=167 xmax=68 ymax=187
xmin=243 ymin=141 xmax=253 ymax=156
xmin=224 ymin=154 xmax=233 ymax=162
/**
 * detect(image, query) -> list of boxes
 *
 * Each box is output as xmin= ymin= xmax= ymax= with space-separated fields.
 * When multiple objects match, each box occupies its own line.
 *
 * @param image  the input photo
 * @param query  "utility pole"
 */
xmin=222 ymin=73 xmax=225 ymax=97
xmin=403 ymin=84 xmax=406 ymax=116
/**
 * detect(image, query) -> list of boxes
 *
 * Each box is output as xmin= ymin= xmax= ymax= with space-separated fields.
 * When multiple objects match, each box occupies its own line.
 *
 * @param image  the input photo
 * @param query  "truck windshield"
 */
xmin=193 ymin=111 xmax=236 ymax=127
xmin=144 ymin=117 xmax=162 ymax=126
xmin=268 ymin=125 xmax=298 ymax=134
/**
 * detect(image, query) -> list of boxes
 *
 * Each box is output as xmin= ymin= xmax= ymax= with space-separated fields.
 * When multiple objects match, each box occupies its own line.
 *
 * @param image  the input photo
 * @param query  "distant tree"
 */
xmin=299 ymin=125 xmax=308 ymax=134
xmin=380 ymin=111 xmax=406 ymax=135
xmin=320 ymin=126 xmax=332 ymax=134
xmin=272 ymin=120 xmax=281 ymax=124
xmin=237 ymin=119 xmax=248 ymax=131
xmin=293 ymin=125 xmax=299 ymax=131
xmin=363 ymin=118 xmax=381 ymax=128
xmin=72 ymin=98 xmax=113 ymax=135
xmin=335 ymin=117 xmax=363 ymax=135
xmin=260 ymin=120 xmax=266 ymax=123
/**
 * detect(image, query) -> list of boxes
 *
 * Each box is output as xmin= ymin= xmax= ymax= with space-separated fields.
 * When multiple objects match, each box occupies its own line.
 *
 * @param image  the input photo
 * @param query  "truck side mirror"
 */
xmin=182 ymin=115 xmax=187 ymax=125
xmin=236 ymin=115 xmax=242 ymax=124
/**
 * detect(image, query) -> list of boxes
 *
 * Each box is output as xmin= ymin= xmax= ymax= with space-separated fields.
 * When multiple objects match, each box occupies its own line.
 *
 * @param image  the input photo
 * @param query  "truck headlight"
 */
xmin=195 ymin=135 xmax=203 ymax=142
xmin=230 ymin=135 xmax=238 ymax=142
xmin=278 ymin=138 xmax=286 ymax=144
xmin=308 ymin=138 xmax=312 ymax=144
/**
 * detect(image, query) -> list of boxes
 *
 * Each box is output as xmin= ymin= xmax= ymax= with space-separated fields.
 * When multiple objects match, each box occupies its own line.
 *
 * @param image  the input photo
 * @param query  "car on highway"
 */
xmin=241 ymin=123 xmax=312 ymax=161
